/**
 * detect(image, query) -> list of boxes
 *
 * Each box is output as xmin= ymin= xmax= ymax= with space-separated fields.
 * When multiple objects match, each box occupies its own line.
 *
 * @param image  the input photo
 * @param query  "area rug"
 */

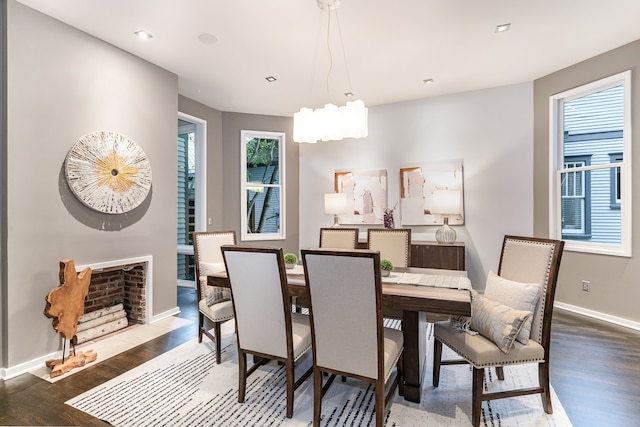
xmin=67 ymin=325 xmax=572 ymax=426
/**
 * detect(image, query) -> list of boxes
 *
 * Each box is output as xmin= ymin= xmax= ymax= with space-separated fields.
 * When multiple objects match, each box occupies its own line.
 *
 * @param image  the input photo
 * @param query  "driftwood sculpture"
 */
xmin=43 ymin=259 xmax=97 ymax=377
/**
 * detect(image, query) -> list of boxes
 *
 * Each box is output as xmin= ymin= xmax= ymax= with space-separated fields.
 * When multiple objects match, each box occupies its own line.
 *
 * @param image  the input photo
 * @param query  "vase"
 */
xmin=383 ymin=211 xmax=395 ymax=229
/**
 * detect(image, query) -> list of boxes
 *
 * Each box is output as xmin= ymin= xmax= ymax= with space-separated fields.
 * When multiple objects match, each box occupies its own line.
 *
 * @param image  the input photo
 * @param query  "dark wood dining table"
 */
xmin=207 ymin=266 xmax=471 ymax=403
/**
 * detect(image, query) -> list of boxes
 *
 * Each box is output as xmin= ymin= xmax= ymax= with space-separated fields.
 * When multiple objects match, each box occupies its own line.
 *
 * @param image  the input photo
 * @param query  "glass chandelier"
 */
xmin=293 ymin=0 xmax=368 ymax=143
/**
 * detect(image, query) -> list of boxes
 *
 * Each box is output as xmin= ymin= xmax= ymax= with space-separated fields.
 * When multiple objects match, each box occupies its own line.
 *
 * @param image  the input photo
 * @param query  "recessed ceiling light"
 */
xmin=198 ymin=33 xmax=218 ymax=45
xmin=495 ymin=23 xmax=511 ymax=33
xmin=265 ymin=76 xmax=277 ymax=82
xmin=135 ymin=30 xmax=153 ymax=40
xmin=423 ymin=78 xmax=434 ymax=84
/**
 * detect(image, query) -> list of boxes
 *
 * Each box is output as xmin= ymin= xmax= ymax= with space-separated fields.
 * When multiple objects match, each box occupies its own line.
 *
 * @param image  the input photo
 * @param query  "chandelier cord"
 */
xmin=334 ymin=9 xmax=353 ymax=96
xmin=325 ymin=9 xmax=334 ymax=102
xmin=307 ymin=12 xmax=325 ymax=106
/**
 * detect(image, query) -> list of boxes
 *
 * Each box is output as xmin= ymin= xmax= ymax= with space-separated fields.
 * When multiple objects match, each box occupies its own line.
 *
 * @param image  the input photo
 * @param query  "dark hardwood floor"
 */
xmin=1 ymin=287 xmax=639 ymax=426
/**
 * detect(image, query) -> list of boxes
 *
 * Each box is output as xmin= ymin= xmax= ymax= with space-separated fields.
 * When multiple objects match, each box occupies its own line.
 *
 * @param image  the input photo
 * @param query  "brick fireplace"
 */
xmin=77 ymin=256 xmax=152 ymax=325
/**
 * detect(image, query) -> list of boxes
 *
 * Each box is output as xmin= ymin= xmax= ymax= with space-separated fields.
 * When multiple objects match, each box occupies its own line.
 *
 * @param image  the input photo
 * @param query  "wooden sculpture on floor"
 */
xmin=43 ymin=259 xmax=98 ymax=377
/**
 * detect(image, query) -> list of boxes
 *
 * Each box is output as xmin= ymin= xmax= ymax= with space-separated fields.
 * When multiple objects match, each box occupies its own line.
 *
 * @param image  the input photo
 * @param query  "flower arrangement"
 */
xmin=383 ymin=202 xmax=397 ymax=229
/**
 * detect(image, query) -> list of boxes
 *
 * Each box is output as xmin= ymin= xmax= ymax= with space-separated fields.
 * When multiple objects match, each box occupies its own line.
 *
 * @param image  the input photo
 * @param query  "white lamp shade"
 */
xmin=431 ymin=190 xmax=461 ymax=215
xmin=324 ymin=193 xmax=348 ymax=215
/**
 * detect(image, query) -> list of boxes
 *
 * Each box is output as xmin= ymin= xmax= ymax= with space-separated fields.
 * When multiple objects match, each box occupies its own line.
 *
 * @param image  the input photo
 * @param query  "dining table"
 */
xmin=207 ymin=265 xmax=471 ymax=403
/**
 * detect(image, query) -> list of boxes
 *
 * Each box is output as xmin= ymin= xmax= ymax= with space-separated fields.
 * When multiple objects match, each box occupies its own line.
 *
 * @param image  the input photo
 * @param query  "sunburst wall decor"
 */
xmin=65 ymin=131 xmax=152 ymax=214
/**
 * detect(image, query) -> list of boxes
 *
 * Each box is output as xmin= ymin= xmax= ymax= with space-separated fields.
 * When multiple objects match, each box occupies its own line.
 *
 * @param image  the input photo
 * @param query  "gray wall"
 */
xmin=298 ymin=83 xmax=535 ymax=290
xmin=221 ymin=112 xmax=299 ymax=255
xmin=178 ymin=96 xmax=224 ymax=230
xmin=534 ymin=39 xmax=640 ymax=324
xmin=4 ymin=1 xmax=179 ymax=368
xmin=1 ymin=0 xmax=8 ymax=369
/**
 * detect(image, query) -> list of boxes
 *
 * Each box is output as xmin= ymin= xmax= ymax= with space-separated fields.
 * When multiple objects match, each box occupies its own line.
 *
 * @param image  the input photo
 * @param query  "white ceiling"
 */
xmin=16 ymin=0 xmax=640 ymax=117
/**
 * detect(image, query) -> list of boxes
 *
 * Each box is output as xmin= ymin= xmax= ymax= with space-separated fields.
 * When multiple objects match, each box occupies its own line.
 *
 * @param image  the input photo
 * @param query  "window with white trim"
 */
xmin=549 ymin=71 xmax=632 ymax=256
xmin=240 ymin=130 xmax=286 ymax=241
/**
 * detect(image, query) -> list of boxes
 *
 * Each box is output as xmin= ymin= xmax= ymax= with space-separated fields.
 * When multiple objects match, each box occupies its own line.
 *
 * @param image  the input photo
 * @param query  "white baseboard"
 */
xmin=150 ymin=306 xmax=181 ymax=323
xmin=1 ymin=349 xmax=62 ymax=381
xmin=1 ymin=306 xmax=182 ymax=381
xmin=555 ymin=301 xmax=640 ymax=332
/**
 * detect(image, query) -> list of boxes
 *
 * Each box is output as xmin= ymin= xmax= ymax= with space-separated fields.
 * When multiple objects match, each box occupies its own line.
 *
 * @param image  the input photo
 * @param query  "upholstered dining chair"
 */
xmin=302 ymin=248 xmax=404 ymax=427
xmin=319 ymin=227 xmax=360 ymax=249
xmin=193 ymin=230 xmax=236 ymax=364
xmin=221 ymin=245 xmax=313 ymax=419
xmin=366 ymin=228 xmax=411 ymax=267
xmin=432 ymin=235 xmax=564 ymax=427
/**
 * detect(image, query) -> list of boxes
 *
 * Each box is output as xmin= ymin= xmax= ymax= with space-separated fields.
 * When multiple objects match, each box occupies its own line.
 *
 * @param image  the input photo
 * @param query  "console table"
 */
xmin=357 ymin=239 xmax=465 ymax=271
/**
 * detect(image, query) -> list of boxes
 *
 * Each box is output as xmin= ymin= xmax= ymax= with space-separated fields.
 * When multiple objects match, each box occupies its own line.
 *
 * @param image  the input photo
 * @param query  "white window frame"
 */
xmin=549 ymin=70 xmax=632 ymax=257
xmin=240 ymin=130 xmax=286 ymax=241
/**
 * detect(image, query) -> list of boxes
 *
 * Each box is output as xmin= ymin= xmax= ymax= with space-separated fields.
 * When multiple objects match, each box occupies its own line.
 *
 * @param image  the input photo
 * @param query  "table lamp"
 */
xmin=324 ymin=193 xmax=348 ymax=227
xmin=431 ymin=189 xmax=461 ymax=243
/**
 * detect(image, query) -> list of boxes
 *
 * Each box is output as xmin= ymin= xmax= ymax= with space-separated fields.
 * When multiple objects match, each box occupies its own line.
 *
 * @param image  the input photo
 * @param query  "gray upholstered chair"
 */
xmin=221 ymin=245 xmax=313 ymax=419
xmin=319 ymin=227 xmax=359 ymax=249
xmin=432 ymin=235 xmax=564 ymax=427
xmin=366 ymin=228 xmax=411 ymax=267
xmin=193 ymin=230 xmax=236 ymax=364
xmin=302 ymin=248 xmax=404 ymax=427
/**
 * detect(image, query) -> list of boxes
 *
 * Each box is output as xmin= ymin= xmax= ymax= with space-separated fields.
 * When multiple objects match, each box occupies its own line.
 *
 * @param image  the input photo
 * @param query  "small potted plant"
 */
xmin=284 ymin=253 xmax=298 ymax=269
xmin=380 ymin=259 xmax=394 ymax=277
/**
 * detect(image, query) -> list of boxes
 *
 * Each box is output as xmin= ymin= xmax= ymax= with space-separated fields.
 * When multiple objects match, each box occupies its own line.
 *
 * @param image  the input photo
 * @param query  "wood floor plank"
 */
xmin=1 ymin=287 xmax=639 ymax=426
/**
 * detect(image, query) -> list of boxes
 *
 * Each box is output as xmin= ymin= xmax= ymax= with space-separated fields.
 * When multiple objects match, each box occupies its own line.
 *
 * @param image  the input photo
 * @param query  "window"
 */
xmin=240 ymin=130 xmax=285 ymax=241
xmin=609 ymin=153 xmax=622 ymax=209
xmin=549 ymin=71 xmax=631 ymax=256
xmin=561 ymin=156 xmax=591 ymax=237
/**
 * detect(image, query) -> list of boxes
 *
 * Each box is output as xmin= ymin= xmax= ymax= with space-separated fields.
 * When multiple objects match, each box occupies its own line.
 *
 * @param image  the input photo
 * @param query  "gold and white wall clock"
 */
xmin=64 ymin=131 xmax=153 ymax=214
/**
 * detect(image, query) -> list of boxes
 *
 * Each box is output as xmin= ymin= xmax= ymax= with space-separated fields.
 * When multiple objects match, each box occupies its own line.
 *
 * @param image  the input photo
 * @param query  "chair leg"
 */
xmin=313 ymin=367 xmax=322 ymax=426
xmin=285 ymin=360 xmax=295 ymax=418
xmin=432 ymin=338 xmax=443 ymax=387
xmin=398 ymin=352 xmax=404 ymax=396
xmin=496 ymin=366 xmax=505 ymax=380
xmin=472 ymin=367 xmax=484 ymax=427
xmin=238 ymin=350 xmax=247 ymax=403
xmin=198 ymin=313 xmax=204 ymax=343
xmin=213 ymin=321 xmax=222 ymax=364
xmin=375 ymin=378 xmax=385 ymax=427
xmin=538 ymin=361 xmax=553 ymax=414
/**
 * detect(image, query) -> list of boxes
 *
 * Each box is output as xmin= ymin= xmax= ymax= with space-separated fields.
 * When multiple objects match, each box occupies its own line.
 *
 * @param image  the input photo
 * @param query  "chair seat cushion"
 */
xmin=383 ymin=327 xmax=404 ymax=382
xmin=199 ymin=298 xmax=234 ymax=323
xmin=434 ymin=320 xmax=545 ymax=368
xmin=291 ymin=312 xmax=313 ymax=361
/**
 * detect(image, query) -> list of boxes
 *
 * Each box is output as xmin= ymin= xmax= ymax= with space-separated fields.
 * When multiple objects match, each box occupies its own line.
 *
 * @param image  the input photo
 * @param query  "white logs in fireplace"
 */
xmin=75 ymin=303 xmax=128 ymax=344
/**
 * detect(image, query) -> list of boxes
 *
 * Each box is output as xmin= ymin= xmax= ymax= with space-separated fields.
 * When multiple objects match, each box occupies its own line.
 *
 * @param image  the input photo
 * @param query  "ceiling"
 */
xmin=16 ymin=0 xmax=640 ymax=117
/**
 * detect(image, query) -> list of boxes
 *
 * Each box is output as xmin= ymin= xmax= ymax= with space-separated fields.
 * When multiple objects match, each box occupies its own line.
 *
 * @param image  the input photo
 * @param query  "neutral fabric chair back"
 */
xmin=302 ymin=248 xmax=404 ymax=426
xmin=222 ymin=246 xmax=289 ymax=358
xmin=221 ymin=245 xmax=313 ymax=418
xmin=193 ymin=230 xmax=236 ymax=300
xmin=367 ymin=228 xmax=411 ymax=267
xmin=303 ymin=249 xmax=381 ymax=378
xmin=192 ymin=230 xmax=236 ymax=364
xmin=498 ymin=235 xmax=564 ymax=345
xmin=319 ymin=227 xmax=359 ymax=249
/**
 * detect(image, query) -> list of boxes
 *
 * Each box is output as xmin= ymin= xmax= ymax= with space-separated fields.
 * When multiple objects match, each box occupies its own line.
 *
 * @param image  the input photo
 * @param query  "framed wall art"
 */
xmin=400 ymin=162 xmax=464 ymax=226
xmin=334 ymin=169 xmax=388 ymax=225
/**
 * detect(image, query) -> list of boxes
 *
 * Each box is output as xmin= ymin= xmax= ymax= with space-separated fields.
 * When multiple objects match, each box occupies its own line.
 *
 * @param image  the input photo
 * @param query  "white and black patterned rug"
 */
xmin=67 ymin=324 xmax=572 ymax=426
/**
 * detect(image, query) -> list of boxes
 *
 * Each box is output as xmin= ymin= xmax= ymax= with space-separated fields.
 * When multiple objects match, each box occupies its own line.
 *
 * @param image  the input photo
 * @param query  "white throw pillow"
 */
xmin=484 ymin=270 xmax=541 ymax=344
xmin=200 ymin=262 xmax=226 ymax=276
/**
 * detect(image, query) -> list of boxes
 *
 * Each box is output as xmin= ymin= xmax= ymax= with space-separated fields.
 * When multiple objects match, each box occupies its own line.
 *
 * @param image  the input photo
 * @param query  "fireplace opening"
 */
xmin=74 ymin=258 xmax=150 ymax=344
xmin=84 ymin=262 xmax=147 ymax=324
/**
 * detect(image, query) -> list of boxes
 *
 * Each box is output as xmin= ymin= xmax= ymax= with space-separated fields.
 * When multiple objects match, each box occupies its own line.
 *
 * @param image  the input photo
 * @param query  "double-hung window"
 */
xmin=240 ymin=130 xmax=286 ymax=241
xmin=549 ymin=70 xmax=632 ymax=256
